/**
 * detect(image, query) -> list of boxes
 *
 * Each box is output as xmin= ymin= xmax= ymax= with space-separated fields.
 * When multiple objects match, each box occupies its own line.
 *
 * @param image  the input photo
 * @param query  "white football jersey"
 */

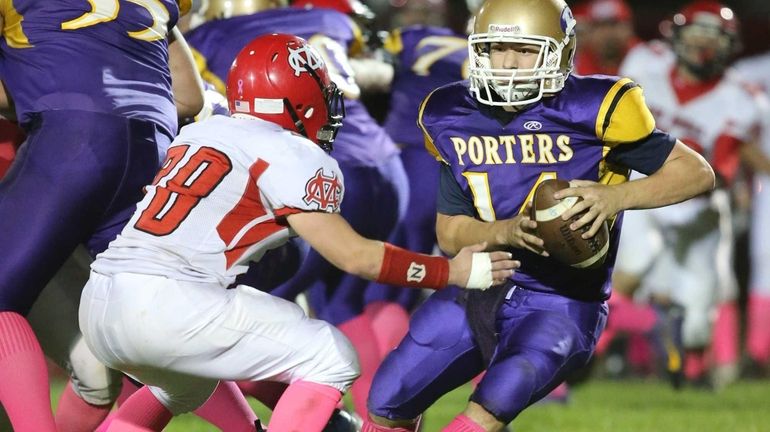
xmin=731 ymin=52 xmax=770 ymax=154
xmin=620 ymin=42 xmax=762 ymax=164
xmin=93 ymin=115 xmax=344 ymax=286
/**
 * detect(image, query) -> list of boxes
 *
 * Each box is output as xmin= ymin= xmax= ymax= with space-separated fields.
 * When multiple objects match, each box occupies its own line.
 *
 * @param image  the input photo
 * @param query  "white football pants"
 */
xmin=79 ymin=271 xmax=360 ymax=414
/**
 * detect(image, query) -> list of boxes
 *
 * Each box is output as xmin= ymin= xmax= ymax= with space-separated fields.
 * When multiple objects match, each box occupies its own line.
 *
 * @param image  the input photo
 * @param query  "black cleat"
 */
xmin=649 ymin=302 xmax=685 ymax=390
xmin=323 ymin=409 xmax=361 ymax=432
xmin=255 ymin=419 xmax=266 ymax=432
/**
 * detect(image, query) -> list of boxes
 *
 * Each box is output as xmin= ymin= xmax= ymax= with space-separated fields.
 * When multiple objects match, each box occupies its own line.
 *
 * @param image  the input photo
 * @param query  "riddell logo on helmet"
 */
xmin=288 ymin=45 xmax=324 ymax=77
xmin=488 ymin=24 xmax=522 ymax=34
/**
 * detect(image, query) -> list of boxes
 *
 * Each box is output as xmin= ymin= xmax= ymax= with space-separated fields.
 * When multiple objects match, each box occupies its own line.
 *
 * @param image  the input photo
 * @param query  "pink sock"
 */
xmin=712 ymin=301 xmax=739 ymax=366
xmin=684 ymin=350 xmax=707 ymax=380
xmin=606 ymin=294 xmax=657 ymax=333
xmin=56 ymin=379 xmax=113 ymax=432
xmin=0 ymin=311 xmax=57 ymax=432
xmin=361 ymin=417 xmax=417 ymax=432
xmin=442 ymin=414 xmax=486 ymax=432
xmin=269 ymin=380 xmax=341 ymax=432
xmin=194 ymin=381 xmax=257 ymax=432
xmin=544 ymin=382 xmax=569 ymax=401
xmin=108 ymin=386 xmax=172 ymax=432
xmin=364 ymin=301 xmax=410 ymax=355
xmin=627 ymin=334 xmax=653 ymax=375
xmin=337 ymin=313 xmax=380 ymax=417
xmin=237 ymin=380 xmax=288 ymax=409
xmin=747 ymin=294 xmax=770 ymax=363
xmin=96 ymin=377 xmax=142 ymax=432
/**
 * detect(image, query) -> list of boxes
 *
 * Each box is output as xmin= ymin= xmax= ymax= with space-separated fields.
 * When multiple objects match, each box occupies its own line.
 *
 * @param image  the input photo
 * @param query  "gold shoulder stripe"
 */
xmin=177 ymin=0 xmax=192 ymax=16
xmin=418 ymin=89 xmax=446 ymax=163
xmin=1 ymin=0 xmax=31 ymax=48
xmin=596 ymin=78 xmax=635 ymax=139
xmin=348 ymin=17 xmax=365 ymax=57
xmin=383 ymin=28 xmax=403 ymax=55
xmin=596 ymin=79 xmax=656 ymax=145
xmin=190 ymin=48 xmax=226 ymax=96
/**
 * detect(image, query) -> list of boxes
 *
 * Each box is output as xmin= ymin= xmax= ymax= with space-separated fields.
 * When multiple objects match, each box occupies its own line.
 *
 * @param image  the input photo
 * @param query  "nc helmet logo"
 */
xmin=523 ymin=121 xmax=543 ymax=131
xmin=287 ymin=45 xmax=324 ymax=77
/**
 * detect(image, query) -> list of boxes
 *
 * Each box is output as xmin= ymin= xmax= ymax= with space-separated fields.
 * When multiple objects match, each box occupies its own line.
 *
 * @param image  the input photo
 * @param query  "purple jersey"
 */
xmin=0 ymin=0 xmax=180 ymax=137
xmin=383 ymin=26 xmax=468 ymax=148
xmin=185 ymin=7 xmax=398 ymax=166
xmin=422 ymin=75 xmax=674 ymax=301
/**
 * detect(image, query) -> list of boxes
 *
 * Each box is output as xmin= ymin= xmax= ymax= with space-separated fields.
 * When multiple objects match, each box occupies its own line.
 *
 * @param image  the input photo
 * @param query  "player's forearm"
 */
xmin=288 ymin=211 xmax=452 ymax=287
xmin=618 ymin=141 xmax=715 ymax=210
xmin=740 ymin=142 xmax=770 ymax=176
xmin=169 ymin=27 xmax=205 ymax=119
xmin=436 ymin=213 xmax=512 ymax=256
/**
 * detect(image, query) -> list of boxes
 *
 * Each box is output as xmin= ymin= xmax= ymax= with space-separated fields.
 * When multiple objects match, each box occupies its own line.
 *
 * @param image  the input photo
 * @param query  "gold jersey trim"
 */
xmin=383 ymin=28 xmax=403 ymax=55
xmin=1 ymin=0 xmax=32 ymax=48
xmin=417 ymin=90 xmax=446 ymax=163
xmin=595 ymin=78 xmax=655 ymax=145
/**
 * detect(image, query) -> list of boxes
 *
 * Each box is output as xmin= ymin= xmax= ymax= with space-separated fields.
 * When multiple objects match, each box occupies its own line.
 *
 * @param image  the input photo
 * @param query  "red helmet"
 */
xmin=573 ymin=0 xmax=633 ymax=24
xmin=670 ymin=1 xmax=740 ymax=79
xmin=226 ymin=33 xmax=345 ymax=151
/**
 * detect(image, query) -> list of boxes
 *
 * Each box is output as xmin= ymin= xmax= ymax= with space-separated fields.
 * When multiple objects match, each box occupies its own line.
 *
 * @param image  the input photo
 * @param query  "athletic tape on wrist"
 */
xmin=466 ymin=252 xmax=493 ymax=290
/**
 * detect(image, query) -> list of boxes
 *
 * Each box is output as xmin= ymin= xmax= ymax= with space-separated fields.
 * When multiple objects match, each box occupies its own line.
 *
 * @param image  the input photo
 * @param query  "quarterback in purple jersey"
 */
xmin=185 ymin=0 xmax=408 ymax=415
xmin=0 ymin=1 xmax=190 ymax=430
xmin=363 ymin=0 xmax=715 ymax=431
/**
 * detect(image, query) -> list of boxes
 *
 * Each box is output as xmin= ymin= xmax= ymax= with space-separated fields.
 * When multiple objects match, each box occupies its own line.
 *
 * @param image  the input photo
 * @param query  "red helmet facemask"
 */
xmin=670 ymin=1 xmax=740 ymax=80
xmin=226 ymin=34 xmax=345 ymax=152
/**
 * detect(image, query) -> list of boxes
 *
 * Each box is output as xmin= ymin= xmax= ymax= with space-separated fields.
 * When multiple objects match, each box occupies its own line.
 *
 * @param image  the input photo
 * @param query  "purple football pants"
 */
xmin=368 ymin=283 xmax=608 ymax=423
xmin=0 ymin=110 xmax=164 ymax=314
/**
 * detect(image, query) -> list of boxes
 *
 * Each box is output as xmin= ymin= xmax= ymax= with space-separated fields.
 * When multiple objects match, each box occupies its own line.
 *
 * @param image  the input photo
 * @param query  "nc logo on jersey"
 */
xmin=288 ymin=45 xmax=324 ymax=77
xmin=523 ymin=121 xmax=543 ymax=131
xmin=303 ymin=168 xmax=342 ymax=212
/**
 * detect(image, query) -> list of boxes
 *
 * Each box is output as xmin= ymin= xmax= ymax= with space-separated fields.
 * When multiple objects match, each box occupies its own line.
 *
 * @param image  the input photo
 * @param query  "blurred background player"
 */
xmin=78 ymin=33 xmax=516 ymax=432
xmin=572 ymin=0 xmax=639 ymax=76
xmin=358 ymin=0 xmax=472 ymax=391
xmin=0 ymin=2 xmax=202 ymax=430
xmin=184 ymin=0 xmax=410 ymax=416
xmin=364 ymin=0 xmax=715 ymax=430
xmin=614 ymin=0 xmax=770 ymax=389
xmin=730 ymin=50 xmax=770 ymax=376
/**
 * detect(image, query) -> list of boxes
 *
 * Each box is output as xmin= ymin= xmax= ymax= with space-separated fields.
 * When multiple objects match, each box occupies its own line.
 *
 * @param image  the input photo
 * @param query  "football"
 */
xmin=530 ymin=179 xmax=609 ymax=269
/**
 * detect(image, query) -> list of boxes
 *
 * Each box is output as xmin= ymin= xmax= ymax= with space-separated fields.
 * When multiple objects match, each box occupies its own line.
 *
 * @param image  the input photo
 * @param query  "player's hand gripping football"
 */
xmin=448 ymin=242 xmax=520 ymax=290
xmin=505 ymin=202 xmax=549 ymax=256
xmin=553 ymin=180 xmax=624 ymax=239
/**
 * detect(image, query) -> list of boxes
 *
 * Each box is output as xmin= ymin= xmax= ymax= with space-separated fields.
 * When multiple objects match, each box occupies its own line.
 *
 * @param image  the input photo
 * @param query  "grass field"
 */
xmin=45 ymin=377 xmax=770 ymax=432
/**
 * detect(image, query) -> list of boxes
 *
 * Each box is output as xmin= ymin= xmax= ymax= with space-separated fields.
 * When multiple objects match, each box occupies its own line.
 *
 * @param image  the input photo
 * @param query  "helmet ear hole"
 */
xmin=270 ymin=53 xmax=279 ymax=62
xmin=304 ymin=107 xmax=315 ymax=119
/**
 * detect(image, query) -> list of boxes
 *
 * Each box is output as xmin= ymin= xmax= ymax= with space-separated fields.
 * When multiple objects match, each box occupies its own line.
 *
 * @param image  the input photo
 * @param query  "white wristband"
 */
xmin=466 ymin=252 xmax=493 ymax=290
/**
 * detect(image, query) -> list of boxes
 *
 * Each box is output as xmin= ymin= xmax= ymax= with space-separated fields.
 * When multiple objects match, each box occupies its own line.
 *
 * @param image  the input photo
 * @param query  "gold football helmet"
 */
xmin=468 ymin=0 xmax=577 ymax=106
xmin=202 ymin=0 xmax=288 ymax=20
